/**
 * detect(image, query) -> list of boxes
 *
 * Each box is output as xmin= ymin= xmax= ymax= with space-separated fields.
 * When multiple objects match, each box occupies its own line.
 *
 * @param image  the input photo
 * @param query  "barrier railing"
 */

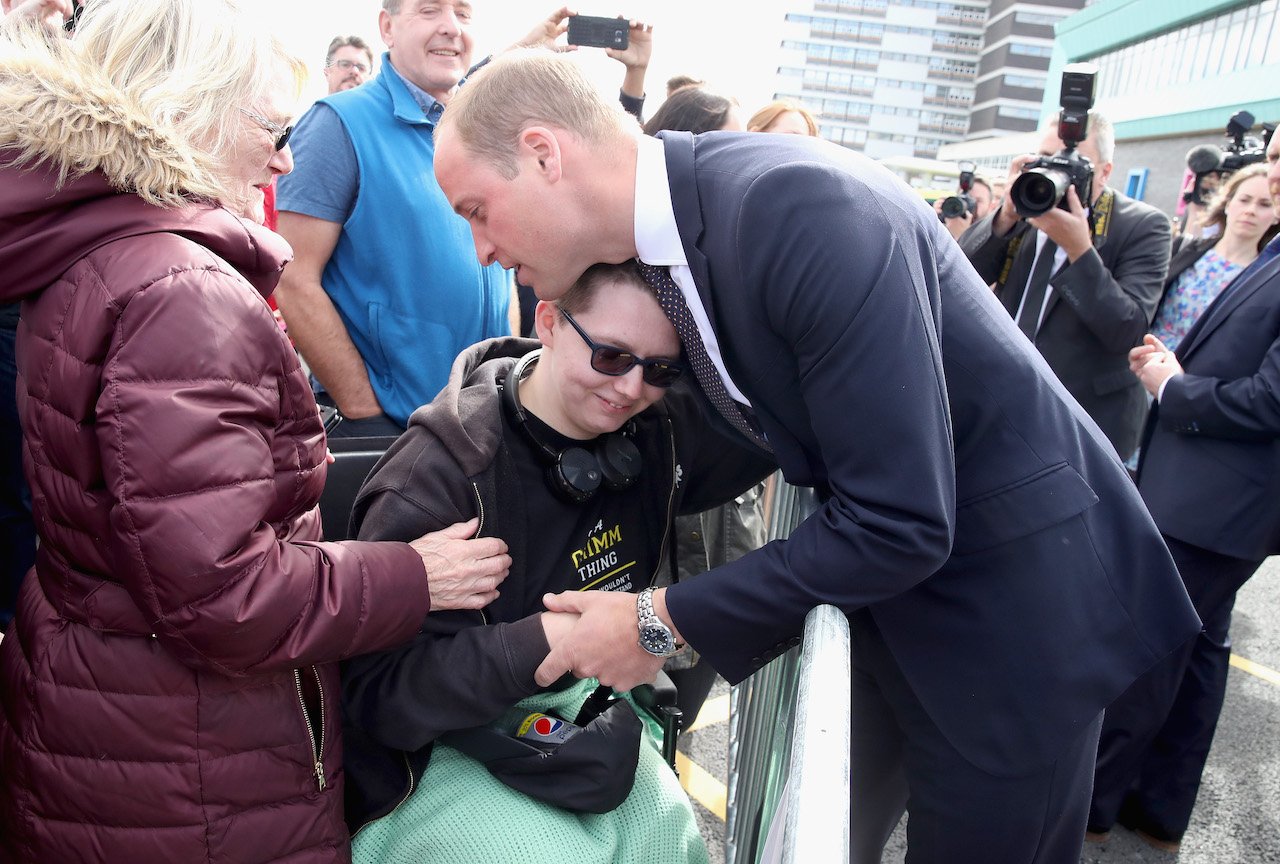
xmin=725 ymin=480 xmax=851 ymax=864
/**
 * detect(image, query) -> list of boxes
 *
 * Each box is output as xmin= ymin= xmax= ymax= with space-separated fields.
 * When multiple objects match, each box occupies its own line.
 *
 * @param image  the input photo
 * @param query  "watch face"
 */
xmin=640 ymin=623 xmax=675 ymax=656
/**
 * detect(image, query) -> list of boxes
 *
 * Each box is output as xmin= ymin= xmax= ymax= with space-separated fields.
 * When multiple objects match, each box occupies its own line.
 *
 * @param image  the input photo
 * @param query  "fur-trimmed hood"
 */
xmin=0 ymin=19 xmax=222 ymax=207
xmin=0 ymin=22 xmax=289 ymax=305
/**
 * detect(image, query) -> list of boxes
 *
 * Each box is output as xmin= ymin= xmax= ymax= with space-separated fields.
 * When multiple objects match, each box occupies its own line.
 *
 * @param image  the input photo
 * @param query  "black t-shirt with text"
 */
xmin=501 ymin=406 xmax=667 ymax=621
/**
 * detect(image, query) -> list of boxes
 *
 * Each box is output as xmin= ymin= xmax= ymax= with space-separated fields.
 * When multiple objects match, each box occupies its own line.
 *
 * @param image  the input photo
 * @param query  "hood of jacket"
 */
xmin=405 ymin=337 xmax=542 ymax=479
xmin=0 ymin=22 xmax=289 ymax=305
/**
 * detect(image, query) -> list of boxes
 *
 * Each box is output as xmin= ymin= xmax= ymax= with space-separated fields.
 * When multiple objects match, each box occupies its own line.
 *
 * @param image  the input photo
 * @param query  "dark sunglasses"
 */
xmin=560 ymin=309 xmax=685 ymax=388
xmin=240 ymin=108 xmax=295 ymax=151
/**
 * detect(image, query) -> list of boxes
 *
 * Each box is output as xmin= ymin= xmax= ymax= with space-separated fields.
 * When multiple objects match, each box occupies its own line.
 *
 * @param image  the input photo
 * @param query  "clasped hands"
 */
xmin=536 ymin=590 xmax=669 ymax=690
xmin=1130 ymin=334 xmax=1183 ymax=397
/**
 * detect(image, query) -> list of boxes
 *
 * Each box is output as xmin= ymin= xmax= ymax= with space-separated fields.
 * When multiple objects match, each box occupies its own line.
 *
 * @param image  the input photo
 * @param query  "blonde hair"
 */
xmin=0 ymin=0 xmax=305 ymax=207
xmin=747 ymin=100 xmax=819 ymax=137
xmin=437 ymin=48 xmax=633 ymax=180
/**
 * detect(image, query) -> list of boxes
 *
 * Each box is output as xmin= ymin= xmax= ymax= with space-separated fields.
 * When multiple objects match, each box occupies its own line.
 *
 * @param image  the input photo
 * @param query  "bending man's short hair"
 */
xmin=556 ymin=261 xmax=654 ymax=317
xmin=437 ymin=48 xmax=633 ymax=180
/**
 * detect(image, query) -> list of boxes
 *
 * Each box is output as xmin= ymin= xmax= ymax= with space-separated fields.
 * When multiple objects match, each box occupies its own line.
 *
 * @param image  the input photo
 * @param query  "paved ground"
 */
xmin=679 ymin=558 xmax=1280 ymax=863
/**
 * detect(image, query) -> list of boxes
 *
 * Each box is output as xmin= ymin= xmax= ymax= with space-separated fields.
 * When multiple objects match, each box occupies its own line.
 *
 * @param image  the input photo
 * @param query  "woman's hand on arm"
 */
xmin=409 ymin=517 xmax=511 ymax=611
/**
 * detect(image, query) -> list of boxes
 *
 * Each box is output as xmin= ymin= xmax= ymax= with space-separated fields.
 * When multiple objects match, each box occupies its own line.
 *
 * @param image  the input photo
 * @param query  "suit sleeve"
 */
xmin=1158 ymin=334 xmax=1280 ymax=441
xmin=98 ymin=265 xmax=428 ymax=676
xmin=665 ymin=165 xmax=956 ymax=683
xmin=342 ymin=459 xmax=547 ymax=750
xmin=1049 ymin=204 xmax=1172 ymax=350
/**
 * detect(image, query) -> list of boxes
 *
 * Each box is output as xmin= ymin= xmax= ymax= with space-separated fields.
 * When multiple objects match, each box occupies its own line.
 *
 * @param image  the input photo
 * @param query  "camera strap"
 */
xmin=1090 ymin=188 xmax=1115 ymax=242
xmin=996 ymin=187 xmax=1116 ymax=291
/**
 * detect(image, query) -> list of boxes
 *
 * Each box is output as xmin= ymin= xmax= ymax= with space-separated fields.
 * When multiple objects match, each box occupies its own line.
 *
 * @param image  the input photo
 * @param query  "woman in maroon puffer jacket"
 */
xmin=0 ymin=2 xmax=510 ymax=861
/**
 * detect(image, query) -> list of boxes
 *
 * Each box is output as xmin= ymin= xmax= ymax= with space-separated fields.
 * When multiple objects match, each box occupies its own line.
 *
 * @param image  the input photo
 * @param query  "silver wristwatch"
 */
xmin=637 ymin=587 xmax=678 ymax=657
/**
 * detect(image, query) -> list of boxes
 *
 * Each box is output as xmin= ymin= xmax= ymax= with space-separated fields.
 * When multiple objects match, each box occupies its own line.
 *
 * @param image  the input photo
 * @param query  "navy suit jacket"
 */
xmin=961 ymin=192 xmax=1172 ymax=460
xmin=655 ymin=131 xmax=1199 ymax=775
xmin=1138 ymin=249 xmax=1280 ymax=561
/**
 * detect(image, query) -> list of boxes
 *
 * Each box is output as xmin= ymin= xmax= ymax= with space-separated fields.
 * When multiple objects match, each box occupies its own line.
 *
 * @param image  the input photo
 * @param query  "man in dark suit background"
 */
xmin=1086 ymin=126 xmax=1280 ymax=852
xmin=431 ymin=50 xmax=1199 ymax=863
xmin=961 ymin=113 xmax=1172 ymax=461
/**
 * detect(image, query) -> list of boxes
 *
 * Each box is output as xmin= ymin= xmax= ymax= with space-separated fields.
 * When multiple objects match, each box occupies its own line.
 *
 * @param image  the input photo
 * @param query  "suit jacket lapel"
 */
xmin=1040 ymin=249 xmax=1070 ymax=320
xmin=1180 ymin=253 xmax=1280 ymax=361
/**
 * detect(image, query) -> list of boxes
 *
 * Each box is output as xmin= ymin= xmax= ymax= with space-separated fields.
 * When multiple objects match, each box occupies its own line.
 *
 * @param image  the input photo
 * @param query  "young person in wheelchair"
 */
xmin=341 ymin=260 xmax=772 ymax=863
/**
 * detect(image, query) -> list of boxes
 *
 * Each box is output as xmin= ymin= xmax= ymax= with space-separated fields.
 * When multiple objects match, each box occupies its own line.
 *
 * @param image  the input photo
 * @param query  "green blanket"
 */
xmin=352 ymin=678 xmax=709 ymax=864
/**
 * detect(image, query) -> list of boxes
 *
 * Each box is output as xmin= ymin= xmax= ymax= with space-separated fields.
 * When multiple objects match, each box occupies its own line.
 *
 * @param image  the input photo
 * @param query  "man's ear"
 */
xmin=1096 ymin=161 xmax=1114 ymax=193
xmin=519 ymin=127 xmax=563 ymax=183
xmin=377 ymin=9 xmax=394 ymax=48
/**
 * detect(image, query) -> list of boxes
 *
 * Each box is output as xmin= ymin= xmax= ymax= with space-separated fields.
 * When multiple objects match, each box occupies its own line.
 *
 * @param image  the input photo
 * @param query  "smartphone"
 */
xmin=318 ymin=405 xmax=343 ymax=436
xmin=566 ymin=15 xmax=629 ymax=50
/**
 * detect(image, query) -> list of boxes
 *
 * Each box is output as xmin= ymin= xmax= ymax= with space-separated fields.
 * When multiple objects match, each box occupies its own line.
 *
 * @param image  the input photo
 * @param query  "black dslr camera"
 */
xmin=939 ymin=161 xmax=978 ymax=220
xmin=1009 ymin=64 xmax=1098 ymax=218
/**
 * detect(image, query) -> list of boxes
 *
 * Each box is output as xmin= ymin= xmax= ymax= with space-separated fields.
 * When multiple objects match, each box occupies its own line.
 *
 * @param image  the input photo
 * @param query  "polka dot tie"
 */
xmin=637 ymin=261 xmax=772 ymax=453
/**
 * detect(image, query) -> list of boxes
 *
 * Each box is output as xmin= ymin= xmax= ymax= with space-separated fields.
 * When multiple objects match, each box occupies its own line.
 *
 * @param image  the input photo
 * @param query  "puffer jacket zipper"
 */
xmin=293 ymin=666 xmax=326 ymax=791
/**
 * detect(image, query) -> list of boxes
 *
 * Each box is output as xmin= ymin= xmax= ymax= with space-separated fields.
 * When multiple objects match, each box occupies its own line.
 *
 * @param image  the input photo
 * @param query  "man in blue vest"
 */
xmin=276 ymin=0 xmax=515 ymax=436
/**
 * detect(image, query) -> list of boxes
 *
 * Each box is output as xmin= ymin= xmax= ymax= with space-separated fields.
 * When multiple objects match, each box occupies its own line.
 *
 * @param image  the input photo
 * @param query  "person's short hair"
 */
xmin=437 ymin=49 xmax=633 ymax=180
xmin=1047 ymin=111 xmax=1114 ymax=164
xmin=1201 ymin=163 xmax=1278 ymax=251
xmin=382 ymin=0 xmax=403 ymax=12
xmin=970 ymin=177 xmax=993 ymax=198
xmin=326 ymin=35 xmax=373 ymax=67
xmin=11 ymin=0 xmax=306 ymax=209
xmin=643 ymin=87 xmax=738 ymax=136
xmin=665 ymin=74 xmax=704 ymax=97
xmin=556 ymin=260 xmax=655 ymax=317
xmin=747 ymin=100 xmax=819 ymax=136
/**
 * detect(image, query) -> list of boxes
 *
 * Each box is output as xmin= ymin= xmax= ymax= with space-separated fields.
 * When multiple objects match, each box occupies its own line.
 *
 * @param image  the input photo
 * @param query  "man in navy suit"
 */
xmin=432 ymin=50 xmax=1199 ymax=862
xmin=1086 ymin=126 xmax=1280 ymax=851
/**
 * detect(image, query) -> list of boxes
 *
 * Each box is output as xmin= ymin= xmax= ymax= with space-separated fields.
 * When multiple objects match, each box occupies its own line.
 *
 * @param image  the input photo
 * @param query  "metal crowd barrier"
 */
xmin=725 ymin=479 xmax=851 ymax=864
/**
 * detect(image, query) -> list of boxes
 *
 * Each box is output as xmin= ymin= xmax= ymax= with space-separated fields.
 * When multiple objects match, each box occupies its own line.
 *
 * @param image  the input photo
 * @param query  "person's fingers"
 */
xmin=431 ymin=517 xmax=479 ymax=540
xmin=535 ymin=644 xmax=573 ymax=687
xmin=542 ymin=590 xmax=585 ymax=613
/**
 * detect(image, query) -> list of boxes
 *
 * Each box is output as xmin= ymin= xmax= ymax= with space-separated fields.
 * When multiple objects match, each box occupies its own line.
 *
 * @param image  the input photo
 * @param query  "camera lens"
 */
xmin=940 ymin=196 xmax=967 ymax=219
xmin=1011 ymin=168 xmax=1069 ymax=218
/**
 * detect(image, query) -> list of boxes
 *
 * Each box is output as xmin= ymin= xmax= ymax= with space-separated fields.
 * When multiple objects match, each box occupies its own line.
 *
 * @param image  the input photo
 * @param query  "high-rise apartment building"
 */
xmin=772 ymin=0 xmax=987 ymax=159
xmin=768 ymin=0 xmax=1087 ymax=158
xmin=968 ymin=0 xmax=1086 ymax=139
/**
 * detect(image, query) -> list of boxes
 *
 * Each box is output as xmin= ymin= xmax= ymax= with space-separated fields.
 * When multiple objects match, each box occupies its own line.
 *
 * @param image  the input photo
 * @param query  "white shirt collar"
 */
xmin=634 ymin=135 xmax=688 ymax=267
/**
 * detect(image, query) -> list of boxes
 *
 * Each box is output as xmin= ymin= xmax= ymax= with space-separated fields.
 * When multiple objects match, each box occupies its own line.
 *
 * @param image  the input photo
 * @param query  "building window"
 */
xmin=1088 ymin=0 xmax=1280 ymax=100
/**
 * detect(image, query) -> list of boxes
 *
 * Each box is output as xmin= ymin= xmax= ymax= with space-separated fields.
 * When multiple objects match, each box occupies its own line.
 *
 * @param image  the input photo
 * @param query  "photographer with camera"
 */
xmin=935 ymin=161 xmax=994 ymax=240
xmin=961 ymin=67 xmax=1172 ymax=461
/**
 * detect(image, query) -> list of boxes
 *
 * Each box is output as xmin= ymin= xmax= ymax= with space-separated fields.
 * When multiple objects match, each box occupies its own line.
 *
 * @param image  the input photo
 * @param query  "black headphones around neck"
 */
xmin=501 ymin=351 xmax=642 ymax=504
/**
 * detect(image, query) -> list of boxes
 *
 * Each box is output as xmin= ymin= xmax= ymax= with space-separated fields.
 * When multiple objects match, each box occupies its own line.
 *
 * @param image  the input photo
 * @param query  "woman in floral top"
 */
xmin=1152 ymin=164 xmax=1280 ymax=350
